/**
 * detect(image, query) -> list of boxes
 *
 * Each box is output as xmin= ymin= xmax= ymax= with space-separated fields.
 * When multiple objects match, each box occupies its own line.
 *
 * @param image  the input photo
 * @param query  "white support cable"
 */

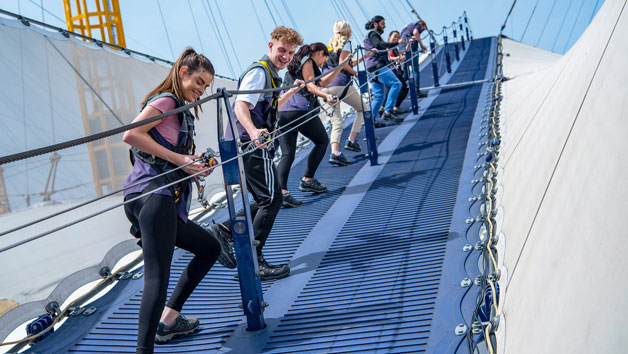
xmin=155 ymin=0 xmax=175 ymax=61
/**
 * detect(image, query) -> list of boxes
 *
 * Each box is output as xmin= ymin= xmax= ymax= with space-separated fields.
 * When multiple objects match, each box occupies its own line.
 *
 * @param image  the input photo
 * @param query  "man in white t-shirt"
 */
xmin=226 ymin=26 xmax=304 ymax=281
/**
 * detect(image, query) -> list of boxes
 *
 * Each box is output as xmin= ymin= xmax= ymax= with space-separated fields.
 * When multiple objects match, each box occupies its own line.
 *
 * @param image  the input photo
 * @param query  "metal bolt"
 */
xmin=471 ymin=179 xmax=479 ymax=184
xmin=461 ymin=278 xmax=472 ymax=287
xmin=475 ymin=275 xmax=484 ymax=286
xmin=132 ymin=272 xmax=144 ymax=280
xmin=465 ymin=217 xmax=474 ymax=224
xmin=455 ymin=324 xmax=468 ymax=335
xmin=475 ymin=241 xmax=485 ymax=250
xmin=463 ymin=244 xmax=472 ymax=252
xmin=469 ymin=196 xmax=477 ymax=202
xmin=471 ymin=321 xmax=483 ymax=334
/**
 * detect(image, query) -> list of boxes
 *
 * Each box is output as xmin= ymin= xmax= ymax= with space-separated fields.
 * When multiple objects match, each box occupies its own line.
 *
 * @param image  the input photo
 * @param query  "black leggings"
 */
xmin=124 ymin=194 xmax=220 ymax=354
xmin=277 ymin=110 xmax=329 ymax=190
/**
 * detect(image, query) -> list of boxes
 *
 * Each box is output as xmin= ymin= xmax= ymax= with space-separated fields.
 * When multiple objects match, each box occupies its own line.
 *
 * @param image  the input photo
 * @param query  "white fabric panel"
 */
xmin=498 ymin=0 xmax=628 ymax=353
xmin=0 ymin=15 xmax=235 ymax=314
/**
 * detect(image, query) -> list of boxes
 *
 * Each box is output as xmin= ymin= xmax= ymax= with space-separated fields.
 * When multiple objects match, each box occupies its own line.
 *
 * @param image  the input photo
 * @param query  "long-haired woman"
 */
xmin=322 ymin=20 xmax=368 ymax=166
xmin=123 ymin=48 xmax=224 ymax=353
xmin=277 ymin=42 xmax=339 ymax=207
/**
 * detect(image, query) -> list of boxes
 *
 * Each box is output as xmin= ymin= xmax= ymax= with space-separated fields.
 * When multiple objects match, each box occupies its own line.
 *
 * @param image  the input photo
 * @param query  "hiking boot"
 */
xmin=382 ymin=111 xmax=404 ymax=123
xmin=210 ymin=224 xmax=237 ymax=269
xmin=329 ymin=152 xmax=352 ymax=166
xmin=155 ymin=314 xmax=199 ymax=344
xmin=282 ymin=192 xmax=303 ymax=208
xmin=258 ymin=256 xmax=290 ymax=281
xmin=373 ymin=120 xmax=387 ymax=128
xmin=344 ymin=140 xmax=361 ymax=152
xmin=299 ymin=178 xmax=327 ymax=193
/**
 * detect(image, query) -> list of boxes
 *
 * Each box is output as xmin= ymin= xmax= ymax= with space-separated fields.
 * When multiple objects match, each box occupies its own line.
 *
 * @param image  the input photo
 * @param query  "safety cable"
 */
xmin=0 ymin=56 xmax=352 ymax=165
xmin=0 ymin=50 xmax=421 ymax=250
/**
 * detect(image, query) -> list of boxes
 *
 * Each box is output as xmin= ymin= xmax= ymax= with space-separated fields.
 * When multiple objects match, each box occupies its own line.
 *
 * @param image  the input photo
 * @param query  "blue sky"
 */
xmin=3 ymin=0 xmax=604 ymax=79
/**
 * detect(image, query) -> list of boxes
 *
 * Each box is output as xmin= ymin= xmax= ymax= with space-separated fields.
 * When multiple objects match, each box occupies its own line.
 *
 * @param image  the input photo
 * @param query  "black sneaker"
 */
xmin=299 ymin=178 xmax=327 ymax=193
xmin=210 ymin=224 xmax=237 ymax=269
xmin=382 ymin=111 xmax=404 ymax=123
xmin=258 ymin=256 xmax=290 ymax=281
xmin=373 ymin=120 xmax=387 ymax=128
xmin=393 ymin=107 xmax=408 ymax=114
xmin=344 ymin=140 xmax=361 ymax=152
xmin=282 ymin=192 xmax=303 ymax=208
xmin=155 ymin=314 xmax=199 ymax=344
xmin=329 ymin=152 xmax=352 ymax=166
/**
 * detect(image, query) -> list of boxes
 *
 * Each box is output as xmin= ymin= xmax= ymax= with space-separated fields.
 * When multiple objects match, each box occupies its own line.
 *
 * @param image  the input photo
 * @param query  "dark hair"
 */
xmin=142 ymin=48 xmax=214 ymax=118
xmin=388 ymin=30 xmax=400 ymax=40
xmin=287 ymin=42 xmax=329 ymax=76
xmin=365 ymin=15 xmax=385 ymax=30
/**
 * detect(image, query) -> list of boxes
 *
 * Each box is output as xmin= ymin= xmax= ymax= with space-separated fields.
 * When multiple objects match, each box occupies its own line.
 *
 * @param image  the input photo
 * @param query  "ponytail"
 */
xmin=365 ymin=15 xmax=384 ymax=30
xmin=142 ymin=48 xmax=215 ymax=118
xmin=330 ymin=20 xmax=351 ymax=52
xmin=287 ymin=42 xmax=328 ymax=76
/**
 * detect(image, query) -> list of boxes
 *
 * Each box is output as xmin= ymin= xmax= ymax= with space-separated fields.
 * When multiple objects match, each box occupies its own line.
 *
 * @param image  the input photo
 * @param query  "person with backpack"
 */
xmin=321 ymin=20 xmax=368 ymax=166
xmin=363 ymin=15 xmax=404 ymax=126
xmin=276 ymin=42 xmax=341 ymax=207
xmin=122 ymin=48 xmax=221 ymax=353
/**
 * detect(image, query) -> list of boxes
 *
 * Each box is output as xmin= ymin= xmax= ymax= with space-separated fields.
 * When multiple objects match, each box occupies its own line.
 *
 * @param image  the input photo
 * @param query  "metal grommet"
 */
xmin=455 ymin=324 xmax=468 ymax=335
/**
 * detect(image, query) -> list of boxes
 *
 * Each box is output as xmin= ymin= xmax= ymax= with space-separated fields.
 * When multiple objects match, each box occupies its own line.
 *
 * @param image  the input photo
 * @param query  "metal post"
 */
xmin=429 ymin=39 xmax=440 ymax=87
xmin=464 ymin=12 xmax=471 ymax=40
xmin=404 ymin=50 xmax=419 ymax=115
xmin=357 ymin=47 xmax=378 ymax=166
xmin=443 ymin=27 xmax=452 ymax=73
xmin=453 ymin=27 xmax=460 ymax=61
xmin=217 ymin=88 xmax=265 ymax=331
xmin=459 ymin=22 xmax=466 ymax=51
xmin=410 ymin=41 xmax=422 ymax=95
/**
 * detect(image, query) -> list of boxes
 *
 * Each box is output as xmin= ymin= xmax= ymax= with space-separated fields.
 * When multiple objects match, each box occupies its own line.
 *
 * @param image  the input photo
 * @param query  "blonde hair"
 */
xmin=329 ymin=20 xmax=351 ymax=52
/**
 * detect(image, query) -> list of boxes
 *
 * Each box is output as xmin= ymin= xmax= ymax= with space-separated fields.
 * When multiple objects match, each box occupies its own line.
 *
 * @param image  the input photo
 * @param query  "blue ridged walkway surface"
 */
xmin=26 ymin=37 xmax=494 ymax=354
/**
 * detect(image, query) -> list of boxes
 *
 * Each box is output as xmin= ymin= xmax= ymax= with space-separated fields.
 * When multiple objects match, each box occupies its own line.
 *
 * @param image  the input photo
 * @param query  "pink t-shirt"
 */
xmin=148 ymin=97 xmax=180 ymax=145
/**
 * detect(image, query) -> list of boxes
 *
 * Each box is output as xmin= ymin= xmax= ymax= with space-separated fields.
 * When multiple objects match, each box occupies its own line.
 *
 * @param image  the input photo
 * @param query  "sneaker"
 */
xmin=382 ymin=111 xmax=404 ymax=123
xmin=373 ymin=120 xmax=387 ymax=128
xmin=393 ymin=107 xmax=408 ymax=114
xmin=329 ymin=152 xmax=352 ymax=166
xmin=299 ymin=178 xmax=327 ymax=193
xmin=155 ymin=314 xmax=199 ymax=344
xmin=210 ymin=224 xmax=237 ymax=269
xmin=258 ymin=255 xmax=290 ymax=281
xmin=282 ymin=192 xmax=303 ymax=208
xmin=344 ymin=140 xmax=361 ymax=152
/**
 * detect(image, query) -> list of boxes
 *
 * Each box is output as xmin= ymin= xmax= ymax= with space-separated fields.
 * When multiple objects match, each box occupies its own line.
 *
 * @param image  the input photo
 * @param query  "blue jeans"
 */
xmin=369 ymin=67 xmax=402 ymax=119
xmin=410 ymin=42 xmax=421 ymax=89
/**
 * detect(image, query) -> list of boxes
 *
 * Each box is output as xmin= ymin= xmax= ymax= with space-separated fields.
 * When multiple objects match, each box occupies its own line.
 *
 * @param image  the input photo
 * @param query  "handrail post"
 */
xmin=404 ymin=50 xmax=419 ymax=115
xmin=464 ymin=12 xmax=471 ymax=40
xmin=410 ymin=41 xmax=423 ymax=96
xmin=443 ymin=27 xmax=452 ymax=73
xmin=217 ymin=88 xmax=265 ymax=331
xmin=459 ymin=21 xmax=466 ymax=51
xmin=453 ymin=27 xmax=460 ymax=61
xmin=429 ymin=39 xmax=440 ymax=87
xmin=357 ymin=47 xmax=378 ymax=166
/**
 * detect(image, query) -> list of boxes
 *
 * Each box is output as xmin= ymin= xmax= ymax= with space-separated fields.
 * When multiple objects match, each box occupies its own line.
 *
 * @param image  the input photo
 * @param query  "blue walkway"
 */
xmin=27 ymin=37 xmax=494 ymax=354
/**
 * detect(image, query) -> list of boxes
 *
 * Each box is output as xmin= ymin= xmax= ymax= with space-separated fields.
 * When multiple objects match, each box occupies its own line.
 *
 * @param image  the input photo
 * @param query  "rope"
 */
xmin=202 ymin=0 xmax=237 ymax=78
xmin=186 ymin=0 xmax=206 ymax=54
xmin=520 ymin=0 xmax=540 ymax=42
xmin=214 ymin=0 xmax=244 ymax=72
xmin=536 ymin=0 xmax=558 ymax=46
xmin=262 ymin=0 xmax=278 ymax=27
xmin=563 ymin=0 xmax=587 ymax=53
xmin=500 ymin=0 xmax=518 ymax=34
xmin=155 ymin=0 xmax=175 ymax=61
xmin=552 ymin=0 xmax=575 ymax=52
xmin=0 ymin=51 xmax=419 ymax=249
xmin=280 ymin=0 xmax=300 ymax=33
